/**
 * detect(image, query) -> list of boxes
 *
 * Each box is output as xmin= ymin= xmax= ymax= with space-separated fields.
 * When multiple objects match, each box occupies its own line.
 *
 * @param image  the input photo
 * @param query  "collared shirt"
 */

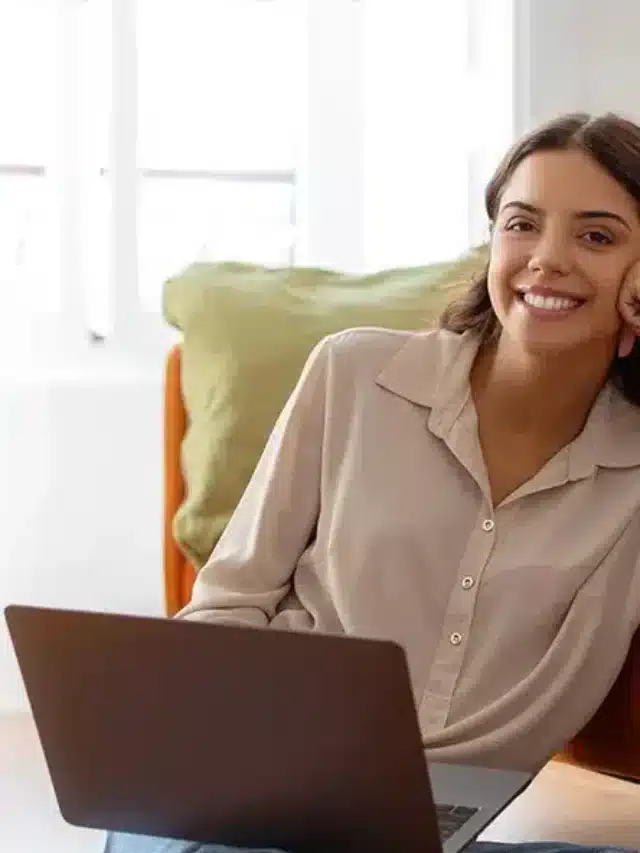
xmin=180 ymin=327 xmax=640 ymax=771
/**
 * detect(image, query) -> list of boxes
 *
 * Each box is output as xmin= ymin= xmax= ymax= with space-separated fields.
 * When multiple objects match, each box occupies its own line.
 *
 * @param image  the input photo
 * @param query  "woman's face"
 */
xmin=488 ymin=148 xmax=640 ymax=356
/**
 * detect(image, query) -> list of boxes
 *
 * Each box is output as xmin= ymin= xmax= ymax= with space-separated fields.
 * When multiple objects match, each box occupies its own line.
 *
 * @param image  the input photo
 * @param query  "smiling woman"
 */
xmin=441 ymin=112 xmax=640 ymax=406
xmin=105 ymin=113 xmax=640 ymax=853
xmin=490 ymin=149 xmax=637 ymax=350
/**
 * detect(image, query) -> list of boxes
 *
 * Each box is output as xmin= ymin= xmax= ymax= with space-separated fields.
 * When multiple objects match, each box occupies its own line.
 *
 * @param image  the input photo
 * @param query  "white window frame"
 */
xmin=10 ymin=0 xmax=508 ymax=359
xmin=80 ymin=0 xmax=367 ymax=353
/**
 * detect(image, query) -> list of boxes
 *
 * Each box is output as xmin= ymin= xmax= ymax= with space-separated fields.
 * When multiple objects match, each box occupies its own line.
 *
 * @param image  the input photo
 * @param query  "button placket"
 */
xmin=418 ymin=510 xmax=497 ymax=732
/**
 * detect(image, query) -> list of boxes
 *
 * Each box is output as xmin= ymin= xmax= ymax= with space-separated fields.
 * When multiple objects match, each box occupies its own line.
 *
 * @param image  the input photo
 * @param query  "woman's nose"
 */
xmin=527 ymin=228 xmax=572 ymax=276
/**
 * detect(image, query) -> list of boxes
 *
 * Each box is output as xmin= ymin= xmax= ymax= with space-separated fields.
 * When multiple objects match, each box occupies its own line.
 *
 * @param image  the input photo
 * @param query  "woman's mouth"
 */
xmin=516 ymin=290 xmax=585 ymax=318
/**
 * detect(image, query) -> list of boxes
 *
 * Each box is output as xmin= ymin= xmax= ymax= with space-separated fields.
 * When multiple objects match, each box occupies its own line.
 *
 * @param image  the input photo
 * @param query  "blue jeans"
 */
xmin=103 ymin=837 xmax=636 ymax=853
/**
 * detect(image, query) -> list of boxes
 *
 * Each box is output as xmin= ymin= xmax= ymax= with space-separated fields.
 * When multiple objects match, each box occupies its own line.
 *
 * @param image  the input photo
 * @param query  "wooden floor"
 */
xmin=2 ymin=712 xmax=639 ymax=852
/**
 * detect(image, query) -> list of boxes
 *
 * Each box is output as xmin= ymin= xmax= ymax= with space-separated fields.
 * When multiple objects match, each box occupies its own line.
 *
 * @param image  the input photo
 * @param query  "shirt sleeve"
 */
xmin=176 ymin=335 xmax=330 ymax=627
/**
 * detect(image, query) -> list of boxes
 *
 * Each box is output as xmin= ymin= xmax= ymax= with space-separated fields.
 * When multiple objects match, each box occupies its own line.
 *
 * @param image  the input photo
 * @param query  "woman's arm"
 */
xmin=177 ymin=336 xmax=330 ymax=627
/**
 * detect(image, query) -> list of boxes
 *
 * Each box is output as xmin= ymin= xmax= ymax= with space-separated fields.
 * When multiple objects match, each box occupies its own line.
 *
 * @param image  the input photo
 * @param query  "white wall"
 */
xmin=514 ymin=0 xmax=640 ymax=134
xmin=0 ymin=345 xmax=165 ymax=712
xmin=4 ymin=0 xmax=640 ymax=713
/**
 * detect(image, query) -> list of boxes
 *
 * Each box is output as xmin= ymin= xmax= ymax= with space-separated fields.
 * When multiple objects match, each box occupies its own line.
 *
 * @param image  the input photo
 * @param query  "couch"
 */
xmin=162 ymin=257 xmax=640 ymax=782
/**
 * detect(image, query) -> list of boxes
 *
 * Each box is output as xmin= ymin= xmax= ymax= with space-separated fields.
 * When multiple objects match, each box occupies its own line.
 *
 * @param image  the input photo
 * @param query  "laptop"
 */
xmin=5 ymin=605 xmax=532 ymax=853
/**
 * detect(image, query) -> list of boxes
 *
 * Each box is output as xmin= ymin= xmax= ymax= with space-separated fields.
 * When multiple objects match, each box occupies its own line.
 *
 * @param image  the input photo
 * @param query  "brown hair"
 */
xmin=440 ymin=112 xmax=640 ymax=406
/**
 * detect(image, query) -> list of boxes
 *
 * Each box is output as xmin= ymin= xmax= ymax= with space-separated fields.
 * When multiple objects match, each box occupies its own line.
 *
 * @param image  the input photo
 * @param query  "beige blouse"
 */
xmin=179 ymin=327 xmax=640 ymax=772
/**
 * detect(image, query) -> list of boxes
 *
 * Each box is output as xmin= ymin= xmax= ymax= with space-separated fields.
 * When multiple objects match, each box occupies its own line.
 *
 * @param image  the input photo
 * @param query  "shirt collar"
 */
xmin=375 ymin=328 xmax=478 ymax=411
xmin=375 ymin=328 xmax=640 ymax=473
xmin=568 ymin=382 xmax=640 ymax=475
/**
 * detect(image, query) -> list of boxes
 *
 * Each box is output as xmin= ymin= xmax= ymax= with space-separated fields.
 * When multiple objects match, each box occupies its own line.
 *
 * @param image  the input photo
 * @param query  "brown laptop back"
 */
xmin=5 ymin=605 xmax=442 ymax=853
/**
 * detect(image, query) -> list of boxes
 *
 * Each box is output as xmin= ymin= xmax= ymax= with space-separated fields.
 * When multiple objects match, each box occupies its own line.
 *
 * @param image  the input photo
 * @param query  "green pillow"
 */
xmin=163 ymin=248 xmax=488 ymax=570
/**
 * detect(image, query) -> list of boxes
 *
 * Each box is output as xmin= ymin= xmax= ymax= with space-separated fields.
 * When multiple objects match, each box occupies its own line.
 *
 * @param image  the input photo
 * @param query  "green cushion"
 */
xmin=163 ymin=248 xmax=488 ymax=570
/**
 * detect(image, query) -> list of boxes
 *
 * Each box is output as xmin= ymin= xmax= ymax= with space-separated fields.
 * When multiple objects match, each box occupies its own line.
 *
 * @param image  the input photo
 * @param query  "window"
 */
xmin=3 ymin=0 xmax=500 ymax=353
xmin=362 ymin=0 xmax=473 ymax=270
xmin=0 ymin=0 xmax=60 ymax=316
xmin=135 ymin=0 xmax=304 ymax=315
xmin=466 ymin=0 xmax=516 ymax=246
xmin=77 ymin=0 xmax=370 ymax=345
xmin=77 ymin=0 xmax=306 ymax=337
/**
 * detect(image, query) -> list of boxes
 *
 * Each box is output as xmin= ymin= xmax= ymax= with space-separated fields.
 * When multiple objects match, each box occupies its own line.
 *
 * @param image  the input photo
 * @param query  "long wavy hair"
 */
xmin=440 ymin=112 xmax=640 ymax=406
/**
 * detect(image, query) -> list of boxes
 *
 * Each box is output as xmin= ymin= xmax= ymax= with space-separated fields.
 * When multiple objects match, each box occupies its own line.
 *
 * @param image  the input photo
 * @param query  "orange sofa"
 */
xmin=163 ymin=344 xmax=640 ymax=781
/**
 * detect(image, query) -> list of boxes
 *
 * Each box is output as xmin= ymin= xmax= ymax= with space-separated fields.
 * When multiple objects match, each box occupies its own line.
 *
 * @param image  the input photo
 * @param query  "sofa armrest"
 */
xmin=562 ymin=628 xmax=640 ymax=781
xmin=164 ymin=344 xmax=195 ymax=616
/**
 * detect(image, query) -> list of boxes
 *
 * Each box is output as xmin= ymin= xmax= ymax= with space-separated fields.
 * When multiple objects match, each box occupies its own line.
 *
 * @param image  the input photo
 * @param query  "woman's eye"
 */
xmin=504 ymin=218 xmax=535 ymax=233
xmin=582 ymin=230 xmax=614 ymax=246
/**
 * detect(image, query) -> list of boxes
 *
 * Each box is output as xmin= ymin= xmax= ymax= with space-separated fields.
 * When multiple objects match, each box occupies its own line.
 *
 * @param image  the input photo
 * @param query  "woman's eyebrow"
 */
xmin=501 ymin=200 xmax=631 ymax=231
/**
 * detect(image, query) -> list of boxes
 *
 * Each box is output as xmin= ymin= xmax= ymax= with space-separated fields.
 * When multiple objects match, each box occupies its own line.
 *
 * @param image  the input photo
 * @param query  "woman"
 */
xmin=107 ymin=112 xmax=640 ymax=853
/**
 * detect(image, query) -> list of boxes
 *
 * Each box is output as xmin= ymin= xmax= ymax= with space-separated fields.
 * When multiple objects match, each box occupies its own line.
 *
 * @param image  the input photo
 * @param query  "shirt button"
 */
xmin=461 ymin=576 xmax=475 ymax=590
xmin=482 ymin=518 xmax=495 ymax=532
xmin=450 ymin=632 xmax=463 ymax=646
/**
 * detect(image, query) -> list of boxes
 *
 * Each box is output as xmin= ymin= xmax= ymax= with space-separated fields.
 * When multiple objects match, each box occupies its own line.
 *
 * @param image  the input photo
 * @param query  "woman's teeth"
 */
xmin=522 ymin=292 xmax=580 ymax=311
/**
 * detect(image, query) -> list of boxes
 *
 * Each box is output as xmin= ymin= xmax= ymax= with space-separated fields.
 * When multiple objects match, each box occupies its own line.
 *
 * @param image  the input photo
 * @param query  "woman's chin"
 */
xmin=502 ymin=322 xmax=590 ymax=356
xmin=500 ymin=321 xmax=618 ymax=363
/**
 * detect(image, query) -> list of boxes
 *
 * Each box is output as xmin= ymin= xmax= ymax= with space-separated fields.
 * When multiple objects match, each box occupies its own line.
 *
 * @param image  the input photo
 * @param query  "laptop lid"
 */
xmin=5 ymin=605 xmax=532 ymax=853
xmin=6 ymin=605 xmax=443 ymax=853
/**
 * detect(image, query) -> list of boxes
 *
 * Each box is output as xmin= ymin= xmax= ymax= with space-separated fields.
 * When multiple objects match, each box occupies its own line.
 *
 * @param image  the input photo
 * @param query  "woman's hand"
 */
xmin=618 ymin=260 xmax=640 ymax=357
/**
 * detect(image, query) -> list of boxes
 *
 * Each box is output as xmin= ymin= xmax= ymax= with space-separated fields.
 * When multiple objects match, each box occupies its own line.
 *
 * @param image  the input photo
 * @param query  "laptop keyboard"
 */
xmin=435 ymin=804 xmax=479 ymax=841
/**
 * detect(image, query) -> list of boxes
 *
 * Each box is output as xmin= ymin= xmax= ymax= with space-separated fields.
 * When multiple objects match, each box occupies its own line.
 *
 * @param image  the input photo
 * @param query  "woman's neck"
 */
xmin=471 ymin=333 xmax=615 ymax=440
